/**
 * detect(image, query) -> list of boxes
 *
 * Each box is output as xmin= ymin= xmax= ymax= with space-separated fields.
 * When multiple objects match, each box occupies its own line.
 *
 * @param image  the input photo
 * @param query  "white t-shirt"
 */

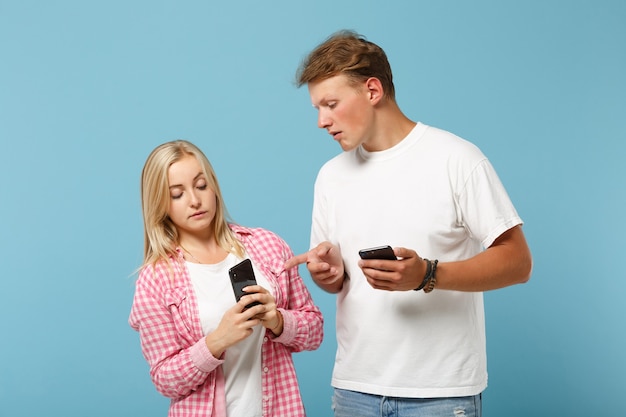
xmin=311 ymin=122 xmax=522 ymax=398
xmin=186 ymin=253 xmax=271 ymax=416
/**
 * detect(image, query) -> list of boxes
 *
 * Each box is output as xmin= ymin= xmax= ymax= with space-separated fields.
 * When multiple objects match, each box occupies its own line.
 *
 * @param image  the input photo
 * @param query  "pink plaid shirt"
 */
xmin=129 ymin=225 xmax=324 ymax=417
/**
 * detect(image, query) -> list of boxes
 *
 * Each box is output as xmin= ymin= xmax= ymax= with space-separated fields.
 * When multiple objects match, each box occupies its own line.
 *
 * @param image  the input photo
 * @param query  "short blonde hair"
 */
xmin=140 ymin=140 xmax=244 ymax=267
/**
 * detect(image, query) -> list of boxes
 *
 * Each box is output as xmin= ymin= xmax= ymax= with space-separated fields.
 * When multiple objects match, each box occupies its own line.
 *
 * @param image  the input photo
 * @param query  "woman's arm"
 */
xmin=129 ymin=265 xmax=221 ymax=399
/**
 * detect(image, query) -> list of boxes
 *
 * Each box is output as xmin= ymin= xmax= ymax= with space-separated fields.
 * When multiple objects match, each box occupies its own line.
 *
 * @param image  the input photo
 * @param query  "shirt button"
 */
xmin=263 ymin=367 xmax=269 ymax=373
xmin=263 ymin=337 xmax=268 ymax=342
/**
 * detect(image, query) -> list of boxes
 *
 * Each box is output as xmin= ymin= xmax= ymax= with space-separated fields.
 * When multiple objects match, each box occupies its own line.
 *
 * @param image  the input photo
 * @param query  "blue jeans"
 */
xmin=332 ymin=388 xmax=482 ymax=417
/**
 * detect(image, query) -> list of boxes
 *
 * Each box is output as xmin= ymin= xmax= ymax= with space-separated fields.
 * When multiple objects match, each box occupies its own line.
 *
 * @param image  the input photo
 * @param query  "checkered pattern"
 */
xmin=129 ymin=225 xmax=324 ymax=416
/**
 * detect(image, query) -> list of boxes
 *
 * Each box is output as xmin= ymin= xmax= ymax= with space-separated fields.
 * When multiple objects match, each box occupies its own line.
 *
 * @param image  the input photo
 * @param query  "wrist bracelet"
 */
xmin=423 ymin=259 xmax=439 ymax=293
xmin=414 ymin=258 xmax=433 ymax=291
xmin=270 ymin=311 xmax=283 ymax=332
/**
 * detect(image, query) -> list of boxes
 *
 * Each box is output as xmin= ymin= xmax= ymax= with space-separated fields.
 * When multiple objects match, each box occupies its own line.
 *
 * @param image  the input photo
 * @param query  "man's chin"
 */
xmin=338 ymin=140 xmax=358 ymax=152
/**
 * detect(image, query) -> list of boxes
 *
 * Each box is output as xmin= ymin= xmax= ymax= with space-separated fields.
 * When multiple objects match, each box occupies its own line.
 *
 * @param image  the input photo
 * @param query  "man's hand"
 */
xmin=358 ymin=247 xmax=427 ymax=291
xmin=285 ymin=241 xmax=345 ymax=293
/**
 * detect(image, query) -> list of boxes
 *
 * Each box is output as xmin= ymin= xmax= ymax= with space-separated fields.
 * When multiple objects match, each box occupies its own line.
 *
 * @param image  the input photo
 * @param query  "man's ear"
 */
xmin=364 ymin=77 xmax=384 ymax=104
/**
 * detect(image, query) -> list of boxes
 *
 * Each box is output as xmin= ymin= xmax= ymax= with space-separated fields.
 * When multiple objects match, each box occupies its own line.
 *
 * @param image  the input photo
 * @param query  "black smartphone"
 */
xmin=228 ymin=259 xmax=261 ymax=308
xmin=358 ymin=245 xmax=397 ymax=260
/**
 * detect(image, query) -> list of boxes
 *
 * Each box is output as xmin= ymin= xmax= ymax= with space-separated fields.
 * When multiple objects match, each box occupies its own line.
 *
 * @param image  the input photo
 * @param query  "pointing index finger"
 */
xmin=284 ymin=252 xmax=309 ymax=270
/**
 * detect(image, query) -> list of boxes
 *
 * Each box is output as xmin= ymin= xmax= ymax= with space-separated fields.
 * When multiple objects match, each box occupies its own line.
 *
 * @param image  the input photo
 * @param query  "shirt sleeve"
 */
xmin=457 ymin=158 xmax=523 ymax=249
xmin=128 ymin=263 xmax=223 ymax=399
xmin=243 ymin=228 xmax=324 ymax=352
xmin=279 ymin=241 xmax=323 ymax=352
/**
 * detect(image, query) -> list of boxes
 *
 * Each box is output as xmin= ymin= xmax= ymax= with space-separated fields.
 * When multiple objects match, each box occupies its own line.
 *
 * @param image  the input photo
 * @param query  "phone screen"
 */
xmin=228 ymin=259 xmax=261 ymax=308
xmin=358 ymin=245 xmax=397 ymax=260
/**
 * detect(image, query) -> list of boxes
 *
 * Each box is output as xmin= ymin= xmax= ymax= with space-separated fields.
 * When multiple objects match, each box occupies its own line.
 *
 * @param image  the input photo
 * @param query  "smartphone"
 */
xmin=228 ymin=259 xmax=261 ymax=308
xmin=358 ymin=245 xmax=397 ymax=260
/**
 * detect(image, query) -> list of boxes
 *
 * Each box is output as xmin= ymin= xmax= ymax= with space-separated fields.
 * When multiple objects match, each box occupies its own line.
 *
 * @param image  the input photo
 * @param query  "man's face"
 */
xmin=308 ymin=74 xmax=374 ymax=152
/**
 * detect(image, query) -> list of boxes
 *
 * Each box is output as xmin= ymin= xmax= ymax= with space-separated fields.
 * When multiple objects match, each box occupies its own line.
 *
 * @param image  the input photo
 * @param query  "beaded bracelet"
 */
xmin=423 ymin=259 xmax=439 ymax=293
xmin=414 ymin=258 xmax=433 ymax=291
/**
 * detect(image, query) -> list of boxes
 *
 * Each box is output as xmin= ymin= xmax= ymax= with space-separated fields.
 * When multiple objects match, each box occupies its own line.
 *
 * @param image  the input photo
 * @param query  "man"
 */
xmin=285 ymin=30 xmax=532 ymax=417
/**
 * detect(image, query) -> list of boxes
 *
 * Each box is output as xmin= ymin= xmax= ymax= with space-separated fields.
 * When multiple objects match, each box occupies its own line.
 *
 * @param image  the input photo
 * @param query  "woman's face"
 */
xmin=166 ymin=155 xmax=217 ymax=239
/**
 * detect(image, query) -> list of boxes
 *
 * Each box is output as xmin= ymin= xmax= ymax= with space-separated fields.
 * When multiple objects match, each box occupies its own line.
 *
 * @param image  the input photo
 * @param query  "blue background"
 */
xmin=1 ymin=1 xmax=624 ymax=416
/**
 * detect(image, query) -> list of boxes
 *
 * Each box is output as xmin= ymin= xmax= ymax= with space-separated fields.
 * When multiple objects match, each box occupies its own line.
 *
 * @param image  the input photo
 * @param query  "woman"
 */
xmin=129 ymin=140 xmax=324 ymax=417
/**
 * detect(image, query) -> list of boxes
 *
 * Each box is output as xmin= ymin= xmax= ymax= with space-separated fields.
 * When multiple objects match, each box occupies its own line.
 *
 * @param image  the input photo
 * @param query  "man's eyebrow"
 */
xmin=312 ymin=97 xmax=333 ymax=109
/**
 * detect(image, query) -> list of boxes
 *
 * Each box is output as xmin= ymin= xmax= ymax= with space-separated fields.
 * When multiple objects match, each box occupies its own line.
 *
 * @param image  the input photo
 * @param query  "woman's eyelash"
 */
xmin=171 ymin=184 xmax=205 ymax=199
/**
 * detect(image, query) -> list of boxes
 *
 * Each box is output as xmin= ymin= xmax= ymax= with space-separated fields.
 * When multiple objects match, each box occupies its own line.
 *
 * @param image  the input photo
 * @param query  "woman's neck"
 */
xmin=178 ymin=234 xmax=228 ymax=265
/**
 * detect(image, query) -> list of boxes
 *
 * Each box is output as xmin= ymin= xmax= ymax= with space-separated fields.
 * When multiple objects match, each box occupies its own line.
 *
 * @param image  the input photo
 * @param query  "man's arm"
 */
xmin=360 ymin=225 xmax=532 ymax=292
xmin=436 ymin=224 xmax=532 ymax=291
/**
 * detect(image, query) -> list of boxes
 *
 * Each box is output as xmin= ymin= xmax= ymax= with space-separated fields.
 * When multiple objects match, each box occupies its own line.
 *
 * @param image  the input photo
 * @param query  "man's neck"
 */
xmin=363 ymin=104 xmax=416 ymax=152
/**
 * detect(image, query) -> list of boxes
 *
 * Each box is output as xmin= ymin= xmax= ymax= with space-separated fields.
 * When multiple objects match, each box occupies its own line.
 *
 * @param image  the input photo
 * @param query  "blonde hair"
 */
xmin=295 ymin=30 xmax=396 ymax=101
xmin=140 ymin=140 xmax=244 ymax=268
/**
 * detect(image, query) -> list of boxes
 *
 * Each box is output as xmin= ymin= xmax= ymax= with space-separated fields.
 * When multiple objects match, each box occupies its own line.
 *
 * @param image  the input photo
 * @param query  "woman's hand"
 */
xmin=240 ymin=285 xmax=284 ymax=336
xmin=204 ymin=299 xmax=263 ymax=358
